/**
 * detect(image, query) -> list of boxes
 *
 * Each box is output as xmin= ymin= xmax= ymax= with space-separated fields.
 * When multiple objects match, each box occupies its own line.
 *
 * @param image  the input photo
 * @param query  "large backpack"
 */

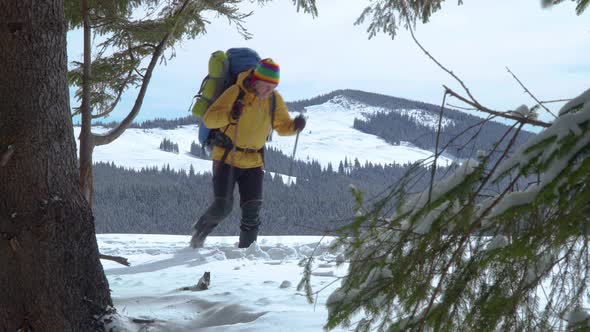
xmin=190 ymin=48 xmax=276 ymax=153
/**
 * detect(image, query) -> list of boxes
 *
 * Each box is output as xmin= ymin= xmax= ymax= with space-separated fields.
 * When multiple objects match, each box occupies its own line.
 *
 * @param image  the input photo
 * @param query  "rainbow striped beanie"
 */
xmin=251 ymin=58 xmax=280 ymax=85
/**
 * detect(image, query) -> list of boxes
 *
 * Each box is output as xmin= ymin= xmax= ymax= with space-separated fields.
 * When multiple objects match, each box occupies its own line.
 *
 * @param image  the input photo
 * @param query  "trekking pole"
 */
xmin=287 ymin=130 xmax=300 ymax=186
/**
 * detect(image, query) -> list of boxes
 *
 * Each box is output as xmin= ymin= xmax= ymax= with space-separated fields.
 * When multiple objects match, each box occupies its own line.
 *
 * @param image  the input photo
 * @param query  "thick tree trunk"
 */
xmin=0 ymin=1 xmax=112 ymax=331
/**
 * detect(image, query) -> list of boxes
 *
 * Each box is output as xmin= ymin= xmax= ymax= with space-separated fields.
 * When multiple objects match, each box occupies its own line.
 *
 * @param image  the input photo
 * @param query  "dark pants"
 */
xmin=194 ymin=162 xmax=263 ymax=248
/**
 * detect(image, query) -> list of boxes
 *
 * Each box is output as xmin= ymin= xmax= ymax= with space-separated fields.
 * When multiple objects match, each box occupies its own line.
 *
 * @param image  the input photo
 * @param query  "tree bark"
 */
xmin=0 ymin=1 xmax=112 ymax=331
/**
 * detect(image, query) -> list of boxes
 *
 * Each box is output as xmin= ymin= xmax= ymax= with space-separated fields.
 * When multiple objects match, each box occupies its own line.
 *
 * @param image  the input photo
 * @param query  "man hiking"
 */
xmin=190 ymin=58 xmax=306 ymax=249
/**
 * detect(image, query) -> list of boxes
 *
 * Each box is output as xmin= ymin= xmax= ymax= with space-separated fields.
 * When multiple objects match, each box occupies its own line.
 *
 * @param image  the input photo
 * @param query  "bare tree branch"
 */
xmin=406 ymin=23 xmax=481 ymax=107
xmin=405 ymin=21 xmax=551 ymax=129
xmin=444 ymin=85 xmax=551 ymax=128
xmin=539 ymin=98 xmax=572 ymax=104
xmin=446 ymin=103 xmax=476 ymax=111
xmin=99 ymin=253 xmax=130 ymax=266
xmin=506 ymin=67 xmax=557 ymax=119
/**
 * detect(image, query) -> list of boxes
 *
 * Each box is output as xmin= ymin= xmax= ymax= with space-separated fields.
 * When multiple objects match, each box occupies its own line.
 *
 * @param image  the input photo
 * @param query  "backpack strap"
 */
xmin=236 ymin=88 xmax=246 ymax=107
xmin=216 ymin=88 xmax=247 ymax=166
xmin=218 ymin=88 xmax=246 ymax=137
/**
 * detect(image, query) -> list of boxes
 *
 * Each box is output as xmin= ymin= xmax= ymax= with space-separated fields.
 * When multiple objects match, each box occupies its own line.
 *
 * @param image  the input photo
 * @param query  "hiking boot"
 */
xmin=190 ymin=229 xmax=207 ymax=249
xmin=238 ymin=229 xmax=259 ymax=249
xmin=239 ymin=200 xmax=262 ymax=248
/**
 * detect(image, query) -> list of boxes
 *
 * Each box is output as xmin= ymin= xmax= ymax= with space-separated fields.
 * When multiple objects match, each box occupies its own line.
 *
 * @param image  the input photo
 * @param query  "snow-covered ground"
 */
xmin=98 ymin=234 xmax=349 ymax=331
xmin=74 ymin=96 xmax=453 ymax=176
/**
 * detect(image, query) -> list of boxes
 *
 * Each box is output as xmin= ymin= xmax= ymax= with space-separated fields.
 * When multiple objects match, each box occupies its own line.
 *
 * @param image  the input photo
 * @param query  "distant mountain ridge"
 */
xmin=88 ymin=89 xmax=534 ymax=162
xmin=288 ymin=89 xmax=444 ymax=114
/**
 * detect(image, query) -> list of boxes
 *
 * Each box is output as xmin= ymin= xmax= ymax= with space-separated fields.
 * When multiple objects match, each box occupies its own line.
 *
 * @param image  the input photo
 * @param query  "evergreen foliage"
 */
xmin=159 ymin=138 xmax=179 ymax=153
xmin=353 ymin=0 xmax=589 ymax=40
xmin=302 ymin=89 xmax=590 ymax=331
xmin=92 ymin=152 xmax=443 ymax=236
xmin=65 ymin=0 xmax=273 ymax=117
xmin=65 ymin=0 xmax=318 ymax=117
xmin=189 ymin=140 xmax=209 ymax=159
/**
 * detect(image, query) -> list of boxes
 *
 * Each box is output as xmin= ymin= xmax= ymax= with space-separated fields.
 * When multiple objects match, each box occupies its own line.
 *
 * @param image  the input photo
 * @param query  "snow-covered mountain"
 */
xmin=326 ymin=95 xmax=455 ymax=129
xmin=74 ymin=94 xmax=454 ymax=175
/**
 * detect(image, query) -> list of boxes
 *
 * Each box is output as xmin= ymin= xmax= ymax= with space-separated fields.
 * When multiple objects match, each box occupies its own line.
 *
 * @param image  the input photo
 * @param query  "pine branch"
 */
xmin=94 ymin=0 xmax=194 ymax=146
xmin=428 ymin=91 xmax=447 ymax=203
xmin=474 ymin=123 xmax=522 ymax=193
xmin=92 ymin=39 xmax=141 ymax=119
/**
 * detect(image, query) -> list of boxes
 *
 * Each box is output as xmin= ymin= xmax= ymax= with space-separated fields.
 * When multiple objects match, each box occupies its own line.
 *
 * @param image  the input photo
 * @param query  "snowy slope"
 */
xmin=323 ymin=95 xmax=455 ymax=129
xmin=74 ymin=95 xmax=453 ymax=175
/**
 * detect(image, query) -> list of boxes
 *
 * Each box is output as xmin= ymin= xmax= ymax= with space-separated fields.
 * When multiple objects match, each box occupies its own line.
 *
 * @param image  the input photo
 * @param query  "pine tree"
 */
xmin=327 ymin=162 xmax=334 ymax=173
xmin=159 ymin=138 xmax=179 ymax=153
xmin=299 ymin=91 xmax=590 ymax=331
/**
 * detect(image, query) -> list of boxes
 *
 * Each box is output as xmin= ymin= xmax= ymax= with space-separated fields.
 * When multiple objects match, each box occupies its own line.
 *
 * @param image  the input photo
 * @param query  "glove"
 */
xmin=293 ymin=115 xmax=306 ymax=132
xmin=230 ymin=103 xmax=244 ymax=121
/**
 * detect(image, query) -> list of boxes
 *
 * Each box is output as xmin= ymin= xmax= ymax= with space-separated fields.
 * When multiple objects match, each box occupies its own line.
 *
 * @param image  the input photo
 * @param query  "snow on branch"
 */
xmin=475 ymin=89 xmax=590 ymax=221
xmin=492 ymin=89 xmax=590 ymax=184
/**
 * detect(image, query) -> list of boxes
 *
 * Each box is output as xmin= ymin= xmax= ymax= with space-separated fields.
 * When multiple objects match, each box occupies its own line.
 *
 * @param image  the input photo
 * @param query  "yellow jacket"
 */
xmin=203 ymin=69 xmax=298 ymax=169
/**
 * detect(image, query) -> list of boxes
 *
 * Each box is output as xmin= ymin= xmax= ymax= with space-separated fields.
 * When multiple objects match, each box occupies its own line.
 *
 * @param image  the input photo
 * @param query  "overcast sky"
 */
xmin=67 ymin=0 xmax=589 ymax=123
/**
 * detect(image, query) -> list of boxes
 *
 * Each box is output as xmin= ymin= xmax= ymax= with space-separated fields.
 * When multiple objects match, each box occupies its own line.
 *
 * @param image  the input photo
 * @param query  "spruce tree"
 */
xmin=296 ymin=90 xmax=590 ymax=331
